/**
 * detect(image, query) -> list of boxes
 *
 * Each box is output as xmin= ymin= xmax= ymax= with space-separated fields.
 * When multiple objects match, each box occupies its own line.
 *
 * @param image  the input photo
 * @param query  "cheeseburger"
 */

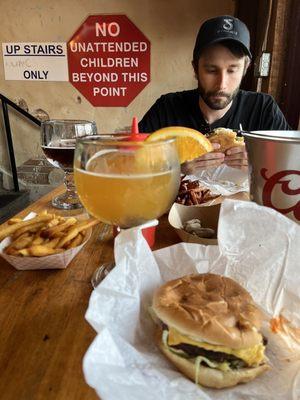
xmin=152 ymin=273 xmax=269 ymax=389
xmin=208 ymin=128 xmax=244 ymax=152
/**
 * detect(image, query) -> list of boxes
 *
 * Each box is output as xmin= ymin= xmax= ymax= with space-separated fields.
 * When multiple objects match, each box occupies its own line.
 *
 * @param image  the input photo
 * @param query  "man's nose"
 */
xmin=216 ymin=72 xmax=228 ymax=91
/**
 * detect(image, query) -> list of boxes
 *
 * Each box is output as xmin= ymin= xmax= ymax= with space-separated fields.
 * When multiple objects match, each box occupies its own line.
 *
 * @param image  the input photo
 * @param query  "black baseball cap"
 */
xmin=193 ymin=15 xmax=252 ymax=62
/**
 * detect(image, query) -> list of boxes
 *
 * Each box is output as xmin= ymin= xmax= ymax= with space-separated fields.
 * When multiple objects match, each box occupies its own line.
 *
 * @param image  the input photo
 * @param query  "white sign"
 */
xmin=2 ymin=42 xmax=68 ymax=81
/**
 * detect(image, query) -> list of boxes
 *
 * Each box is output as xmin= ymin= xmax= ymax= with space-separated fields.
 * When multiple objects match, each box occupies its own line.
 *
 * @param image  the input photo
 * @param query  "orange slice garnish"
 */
xmin=146 ymin=126 xmax=213 ymax=163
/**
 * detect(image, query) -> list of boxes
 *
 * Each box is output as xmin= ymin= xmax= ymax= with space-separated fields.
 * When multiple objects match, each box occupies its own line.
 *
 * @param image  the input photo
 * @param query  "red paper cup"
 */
xmin=113 ymin=225 xmax=156 ymax=248
xmin=141 ymin=225 xmax=156 ymax=248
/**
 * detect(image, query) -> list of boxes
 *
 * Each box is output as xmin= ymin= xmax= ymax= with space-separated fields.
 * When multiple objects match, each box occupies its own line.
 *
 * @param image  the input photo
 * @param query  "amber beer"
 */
xmin=74 ymin=167 xmax=180 ymax=228
xmin=74 ymin=148 xmax=180 ymax=228
xmin=41 ymin=139 xmax=76 ymax=171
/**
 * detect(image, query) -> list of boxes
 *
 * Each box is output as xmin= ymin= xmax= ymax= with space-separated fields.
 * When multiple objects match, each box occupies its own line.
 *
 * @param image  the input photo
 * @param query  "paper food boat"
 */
xmin=169 ymin=192 xmax=249 ymax=245
xmin=0 ymin=212 xmax=92 ymax=270
xmin=169 ymin=202 xmax=220 ymax=245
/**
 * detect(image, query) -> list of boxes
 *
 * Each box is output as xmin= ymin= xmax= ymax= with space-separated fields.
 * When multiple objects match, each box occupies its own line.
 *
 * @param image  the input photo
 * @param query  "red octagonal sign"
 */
xmin=67 ymin=15 xmax=151 ymax=107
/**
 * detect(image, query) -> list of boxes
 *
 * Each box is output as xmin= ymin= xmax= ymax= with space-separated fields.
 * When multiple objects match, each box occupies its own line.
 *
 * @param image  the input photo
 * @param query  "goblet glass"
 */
xmin=41 ymin=119 xmax=97 ymax=209
xmin=74 ymin=134 xmax=181 ymax=287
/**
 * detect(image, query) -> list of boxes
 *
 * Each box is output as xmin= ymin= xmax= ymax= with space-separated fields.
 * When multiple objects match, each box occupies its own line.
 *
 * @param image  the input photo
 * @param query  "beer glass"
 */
xmin=74 ymin=134 xmax=180 ymax=286
xmin=41 ymin=119 xmax=97 ymax=209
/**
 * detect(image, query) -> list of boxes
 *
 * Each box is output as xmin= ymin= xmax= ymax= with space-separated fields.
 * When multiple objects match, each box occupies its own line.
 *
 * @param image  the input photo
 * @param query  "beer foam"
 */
xmin=41 ymin=146 xmax=75 ymax=150
xmin=46 ymin=138 xmax=76 ymax=148
xmin=74 ymin=167 xmax=176 ymax=179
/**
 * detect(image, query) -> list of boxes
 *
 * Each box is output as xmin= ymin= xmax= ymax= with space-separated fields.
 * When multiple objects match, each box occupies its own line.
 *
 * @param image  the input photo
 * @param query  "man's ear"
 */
xmin=192 ymin=60 xmax=198 ymax=79
xmin=243 ymin=56 xmax=251 ymax=76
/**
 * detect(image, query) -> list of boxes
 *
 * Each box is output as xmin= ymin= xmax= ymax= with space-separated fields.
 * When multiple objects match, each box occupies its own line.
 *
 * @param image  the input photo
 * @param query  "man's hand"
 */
xmin=181 ymin=143 xmax=224 ymax=175
xmin=224 ymin=144 xmax=248 ymax=170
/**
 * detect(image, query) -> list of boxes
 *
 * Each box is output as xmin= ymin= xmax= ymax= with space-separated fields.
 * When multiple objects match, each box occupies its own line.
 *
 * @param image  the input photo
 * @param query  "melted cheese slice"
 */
xmin=167 ymin=327 xmax=265 ymax=366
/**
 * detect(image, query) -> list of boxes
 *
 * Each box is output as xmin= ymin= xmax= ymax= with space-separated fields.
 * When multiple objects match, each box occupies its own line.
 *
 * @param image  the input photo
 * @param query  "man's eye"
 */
xmin=228 ymin=69 xmax=238 ymax=74
xmin=206 ymin=69 xmax=217 ymax=73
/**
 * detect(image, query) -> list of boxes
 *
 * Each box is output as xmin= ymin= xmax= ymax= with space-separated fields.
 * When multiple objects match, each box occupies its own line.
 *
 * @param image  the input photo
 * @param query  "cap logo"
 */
xmin=222 ymin=18 xmax=234 ymax=31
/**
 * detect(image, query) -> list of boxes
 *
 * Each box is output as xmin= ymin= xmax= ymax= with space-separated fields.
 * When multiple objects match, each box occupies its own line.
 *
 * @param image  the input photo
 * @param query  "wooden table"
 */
xmin=0 ymin=186 xmax=180 ymax=400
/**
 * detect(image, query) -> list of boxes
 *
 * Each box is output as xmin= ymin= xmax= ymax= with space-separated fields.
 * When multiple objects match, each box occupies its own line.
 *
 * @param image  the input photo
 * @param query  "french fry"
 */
xmin=57 ymin=218 xmax=99 ymax=248
xmin=64 ymin=233 xmax=83 ymax=249
xmin=31 ymin=234 xmax=45 ymax=246
xmin=46 ymin=218 xmax=61 ymax=228
xmin=56 ymin=227 xmax=79 ymax=248
xmin=41 ymin=217 xmax=77 ymax=238
xmin=75 ymin=218 xmax=100 ymax=233
xmin=8 ymin=233 xmax=33 ymax=250
xmin=27 ymin=245 xmax=64 ymax=257
xmin=45 ymin=237 xmax=61 ymax=249
xmin=7 ymin=218 xmax=22 ymax=225
xmin=4 ymin=247 xmax=22 ymax=256
xmin=12 ymin=222 xmax=46 ymax=239
xmin=39 ymin=210 xmax=48 ymax=216
xmin=0 ymin=214 xmax=54 ymax=241
xmin=16 ymin=248 xmax=31 ymax=256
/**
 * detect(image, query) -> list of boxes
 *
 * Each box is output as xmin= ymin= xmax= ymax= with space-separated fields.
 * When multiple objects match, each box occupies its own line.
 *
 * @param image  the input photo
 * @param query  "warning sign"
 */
xmin=67 ymin=15 xmax=151 ymax=107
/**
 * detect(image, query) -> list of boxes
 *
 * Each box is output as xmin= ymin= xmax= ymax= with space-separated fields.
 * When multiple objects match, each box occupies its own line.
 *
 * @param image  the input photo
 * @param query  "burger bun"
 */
xmin=152 ymin=274 xmax=263 ymax=349
xmin=208 ymin=128 xmax=244 ymax=152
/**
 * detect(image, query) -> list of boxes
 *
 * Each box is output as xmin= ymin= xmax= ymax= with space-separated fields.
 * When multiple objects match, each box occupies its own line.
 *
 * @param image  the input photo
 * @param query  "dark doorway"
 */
xmin=235 ymin=0 xmax=261 ymax=92
xmin=279 ymin=0 xmax=300 ymax=129
xmin=235 ymin=0 xmax=300 ymax=129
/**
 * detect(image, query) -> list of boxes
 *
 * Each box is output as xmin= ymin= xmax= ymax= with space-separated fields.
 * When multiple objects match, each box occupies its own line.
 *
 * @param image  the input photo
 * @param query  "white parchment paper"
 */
xmin=83 ymin=200 xmax=300 ymax=400
xmin=188 ymin=164 xmax=249 ymax=196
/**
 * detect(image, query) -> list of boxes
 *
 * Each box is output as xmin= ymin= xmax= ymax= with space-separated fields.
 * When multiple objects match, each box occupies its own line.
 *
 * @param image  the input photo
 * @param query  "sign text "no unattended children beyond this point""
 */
xmin=67 ymin=15 xmax=151 ymax=107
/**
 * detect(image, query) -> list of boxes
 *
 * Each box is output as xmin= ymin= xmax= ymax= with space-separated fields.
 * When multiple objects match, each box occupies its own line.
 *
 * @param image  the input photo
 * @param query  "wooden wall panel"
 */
xmin=261 ymin=0 xmax=291 ymax=99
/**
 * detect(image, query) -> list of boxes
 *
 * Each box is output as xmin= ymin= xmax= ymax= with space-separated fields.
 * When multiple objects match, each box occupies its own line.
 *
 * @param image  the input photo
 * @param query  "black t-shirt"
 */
xmin=139 ymin=89 xmax=290 ymax=134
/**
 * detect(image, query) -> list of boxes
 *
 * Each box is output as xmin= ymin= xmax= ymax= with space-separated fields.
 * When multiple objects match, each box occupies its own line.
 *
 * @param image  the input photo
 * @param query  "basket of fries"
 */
xmin=0 ymin=211 xmax=99 ymax=270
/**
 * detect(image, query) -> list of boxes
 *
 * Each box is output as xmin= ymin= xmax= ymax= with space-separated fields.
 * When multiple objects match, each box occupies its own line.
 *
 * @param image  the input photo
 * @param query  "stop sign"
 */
xmin=67 ymin=15 xmax=151 ymax=107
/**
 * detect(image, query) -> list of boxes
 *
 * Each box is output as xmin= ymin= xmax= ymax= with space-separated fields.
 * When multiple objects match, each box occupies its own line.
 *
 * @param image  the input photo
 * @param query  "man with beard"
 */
xmin=139 ymin=16 xmax=290 ymax=172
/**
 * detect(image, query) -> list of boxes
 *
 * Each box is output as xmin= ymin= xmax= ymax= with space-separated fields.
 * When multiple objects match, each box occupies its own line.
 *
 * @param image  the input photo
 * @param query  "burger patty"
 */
xmin=171 ymin=343 xmax=247 ymax=368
